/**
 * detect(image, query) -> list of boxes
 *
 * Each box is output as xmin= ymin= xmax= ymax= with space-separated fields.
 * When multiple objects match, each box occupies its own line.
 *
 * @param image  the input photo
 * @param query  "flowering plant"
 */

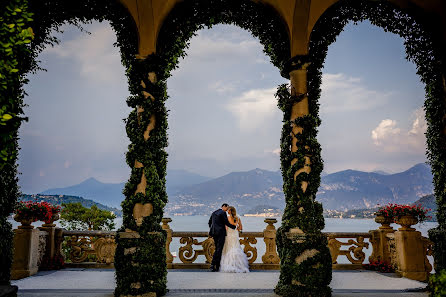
xmin=363 ymin=260 xmax=394 ymax=273
xmin=375 ymin=204 xmax=397 ymax=218
xmin=375 ymin=203 xmax=431 ymax=223
xmin=14 ymin=201 xmax=61 ymax=223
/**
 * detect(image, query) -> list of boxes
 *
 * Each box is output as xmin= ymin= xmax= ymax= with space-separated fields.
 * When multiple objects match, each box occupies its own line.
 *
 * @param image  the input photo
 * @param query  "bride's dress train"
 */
xmin=220 ymin=222 xmax=249 ymax=273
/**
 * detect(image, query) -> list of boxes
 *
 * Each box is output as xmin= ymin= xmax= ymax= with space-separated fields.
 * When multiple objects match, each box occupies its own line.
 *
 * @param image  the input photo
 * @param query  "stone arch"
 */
xmin=113 ymin=2 xmax=296 ymax=297
xmin=154 ymin=0 xmax=291 ymax=76
xmin=307 ymin=0 xmax=446 ymax=276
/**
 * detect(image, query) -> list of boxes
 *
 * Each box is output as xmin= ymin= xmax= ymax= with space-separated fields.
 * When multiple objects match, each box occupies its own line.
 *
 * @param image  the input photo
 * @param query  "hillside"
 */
xmin=41 ymin=170 xmax=210 ymax=208
xmin=20 ymin=194 xmax=122 ymax=216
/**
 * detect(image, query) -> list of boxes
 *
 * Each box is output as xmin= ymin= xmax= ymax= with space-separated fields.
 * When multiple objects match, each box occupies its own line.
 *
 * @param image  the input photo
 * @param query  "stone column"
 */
xmin=38 ymin=225 xmax=57 ymax=268
xmin=162 ymin=218 xmax=173 ymax=265
xmin=369 ymin=224 xmax=395 ymax=264
xmin=392 ymin=228 xmax=432 ymax=281
xmin=11 ymin=228 xmax=40 ymax=280
xmin=275 ymin=56 xmax=332 ymax=297
xmin=262 ymin=218 xmax=279 ymax=264
xmin=114 ymin=54 xmax=168 ymax=297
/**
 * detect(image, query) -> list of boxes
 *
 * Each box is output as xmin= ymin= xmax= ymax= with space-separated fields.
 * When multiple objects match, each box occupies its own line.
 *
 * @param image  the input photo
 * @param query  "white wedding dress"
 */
xmin=220 ymin=217 xmax=250 ymax=273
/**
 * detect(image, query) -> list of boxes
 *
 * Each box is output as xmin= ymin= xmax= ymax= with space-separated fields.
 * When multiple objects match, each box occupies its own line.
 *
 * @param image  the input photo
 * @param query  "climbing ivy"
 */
xmin=0 ymin=0 xmax=33 ymax=288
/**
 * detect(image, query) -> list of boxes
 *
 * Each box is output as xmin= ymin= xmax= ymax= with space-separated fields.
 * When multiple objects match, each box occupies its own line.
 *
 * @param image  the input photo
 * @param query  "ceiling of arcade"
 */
xmin=119 ymin=0 xmax=446 ymax=58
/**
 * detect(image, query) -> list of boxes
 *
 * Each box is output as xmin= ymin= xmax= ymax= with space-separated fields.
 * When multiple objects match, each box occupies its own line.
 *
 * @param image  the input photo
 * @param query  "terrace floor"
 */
xmin=12 ymin=269 xmax=429 ymax=297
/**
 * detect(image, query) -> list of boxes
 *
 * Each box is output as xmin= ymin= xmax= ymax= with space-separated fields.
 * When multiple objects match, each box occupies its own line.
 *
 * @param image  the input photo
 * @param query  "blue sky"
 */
xmin=18 ymin=21 xmax=427 ymax=193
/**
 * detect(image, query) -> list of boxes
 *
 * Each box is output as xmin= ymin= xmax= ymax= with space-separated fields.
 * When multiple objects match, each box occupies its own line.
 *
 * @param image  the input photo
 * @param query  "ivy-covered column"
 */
xmin=0 ymin=0 xmax=33 ymax=294
xmin=427 ymin=72 xmax=446 ymax=273
xmin=275 ymin=56 xmax=332 ymax=297
xmin=114 ymin=54 xmax=168 ymax=297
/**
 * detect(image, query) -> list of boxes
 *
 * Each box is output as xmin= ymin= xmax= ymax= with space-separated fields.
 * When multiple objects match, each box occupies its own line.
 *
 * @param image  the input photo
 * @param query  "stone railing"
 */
xmin=59 ymin=218 xmax=374 ymax=270
xmin=11 ymin=217 xmax=434 ymax=282
xmin=61 ymin=230 xmax=117 ymax=268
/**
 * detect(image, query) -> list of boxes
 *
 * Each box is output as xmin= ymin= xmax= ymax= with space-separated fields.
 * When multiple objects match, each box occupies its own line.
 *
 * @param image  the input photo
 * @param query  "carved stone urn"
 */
xmin=42 ymin=213 xmax=60 ymax=228
xmin=396 ymin=215 xmax=418 ymax=231
xmin=375 ymin=215 xmax=393 ymax=230
xmin=13 ymin=214 xmax=36 ymax=229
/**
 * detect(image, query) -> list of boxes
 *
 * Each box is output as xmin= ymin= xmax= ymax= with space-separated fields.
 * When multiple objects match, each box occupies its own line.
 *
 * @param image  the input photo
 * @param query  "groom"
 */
xmin=208 ymin=203 xmax=237 ymax=272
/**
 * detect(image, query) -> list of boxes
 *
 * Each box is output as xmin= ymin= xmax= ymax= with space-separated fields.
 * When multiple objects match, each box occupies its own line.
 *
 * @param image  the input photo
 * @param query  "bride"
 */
xmin=220 ymin=206 xmax=250 ymax=273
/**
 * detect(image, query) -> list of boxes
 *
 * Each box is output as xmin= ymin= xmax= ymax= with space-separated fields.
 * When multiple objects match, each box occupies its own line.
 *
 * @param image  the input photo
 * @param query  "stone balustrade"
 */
xmin=11 ymin=217 xmax=434 ymax=282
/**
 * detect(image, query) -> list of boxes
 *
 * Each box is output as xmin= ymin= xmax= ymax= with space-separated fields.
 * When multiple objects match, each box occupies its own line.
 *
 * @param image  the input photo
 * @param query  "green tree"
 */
xmin=60 ymin=202 xmax=116 ymax=230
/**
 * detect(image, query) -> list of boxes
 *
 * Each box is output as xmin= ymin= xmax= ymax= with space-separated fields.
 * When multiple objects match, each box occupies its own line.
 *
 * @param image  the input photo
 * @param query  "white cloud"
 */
xmin=371 ymin=119 xmax=401 ymax=146
xmin=371 ymin=108 xmax=427 ymax=153
xmin=226 ymin=87 xmax=280 ymax=132
xmin=320 ymin=73 xmax=393 ymax=113
xmin=264 ymin=148 xmax=281 ymax=156
xmin=44 ymin=23 xmax=123 ymax=83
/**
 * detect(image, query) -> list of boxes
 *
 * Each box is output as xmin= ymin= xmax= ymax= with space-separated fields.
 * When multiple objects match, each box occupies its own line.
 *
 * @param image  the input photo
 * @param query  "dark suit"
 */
xmin=208 ymin=208 xmax=236 ymax=270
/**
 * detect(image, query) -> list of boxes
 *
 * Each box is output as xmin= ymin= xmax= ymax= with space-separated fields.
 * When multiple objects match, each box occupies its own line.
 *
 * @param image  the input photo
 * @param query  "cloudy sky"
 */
xmin=18 ymin=20 xmax=427 ymax=193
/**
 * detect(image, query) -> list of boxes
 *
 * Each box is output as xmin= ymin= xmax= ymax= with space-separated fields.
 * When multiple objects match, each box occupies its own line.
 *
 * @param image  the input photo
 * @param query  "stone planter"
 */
xmin=13 ymin=214 xmax=37 ymax=229
xmin=375 ymin=215 xmax=394 ymax=230
xmin=42 ymin=213 xmax=60 ymax=228
xmin=396 ymin=215 xmax=418 ymax=231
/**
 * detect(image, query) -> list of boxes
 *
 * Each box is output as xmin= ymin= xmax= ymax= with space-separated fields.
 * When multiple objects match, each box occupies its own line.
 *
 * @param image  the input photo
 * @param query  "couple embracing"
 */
xmin=208 ymin=203 xmax=249 ymax=273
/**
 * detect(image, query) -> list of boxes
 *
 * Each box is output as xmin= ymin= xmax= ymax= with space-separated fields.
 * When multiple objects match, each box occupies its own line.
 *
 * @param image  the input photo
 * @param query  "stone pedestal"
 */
xmin=11 ymin=228 xmax=39 ymax=280
xmin=369 ymin=227 xmax=395 ymax=264
xmin=161 ymin=218 xmax=173 ymax=264
xmin=392 ymin=230 xmax=431 ymax=281
xmin=38 ymin=226 xmax=57 ymax=266
xmin=262 ymin=218 xmax=279 ymax=264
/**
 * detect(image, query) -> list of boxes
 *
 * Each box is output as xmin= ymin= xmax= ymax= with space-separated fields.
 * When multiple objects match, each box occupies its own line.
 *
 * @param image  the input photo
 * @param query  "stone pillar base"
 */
xmin=0 ymin=285 xmax=18 ymax=297
xmin=10 ymin=268 xmax=38 ymax=280
xmin=393 ymin=230 xmax=431 ymax=282
xmin=11 ymin=228 xmax=39 ymax=280
xmin=398 ymin=271 xmax=430 ymax=282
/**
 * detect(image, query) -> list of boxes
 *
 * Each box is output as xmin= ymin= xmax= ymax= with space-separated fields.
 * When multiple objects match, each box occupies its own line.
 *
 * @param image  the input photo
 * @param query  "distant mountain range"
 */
xmin=41 ymin=170 xmax=211 ymax=208
xmin=317 ymin=163 xmax=433 ymax=210
xmin=37 ymin=163 xmax=435 ymax=217
xmin=20 ymin=194 xmax=122 ymax=216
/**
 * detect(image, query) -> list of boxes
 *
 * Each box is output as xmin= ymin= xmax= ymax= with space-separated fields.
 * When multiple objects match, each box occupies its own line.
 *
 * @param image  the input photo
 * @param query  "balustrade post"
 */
xmin=10 ymin=227 xmax=39 ymax=279
xmin=368 ymin=224 xmax=395 ymax=264
xmin=162 ymin=218 xmax=173 ymax=264
xmin=262 ymin=218 xmax=279 ymax=264
xmin=390 ymin=227 xmax=432 ymax=281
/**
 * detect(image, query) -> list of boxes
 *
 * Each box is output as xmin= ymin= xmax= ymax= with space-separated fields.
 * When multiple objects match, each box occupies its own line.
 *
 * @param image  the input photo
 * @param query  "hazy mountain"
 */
xmin=167 ymin=163 xmax=433 ymax=215
xmin=166 ymin=168 xmax=284 ymax=215
xmin=20 ymin=194 xmax=122 ymax=216
xmin=41 ymin=177 xmax=125 ymax=208
xmin=39 ymin=163 xmax=434 ymax=216
xmin=41 ymin=170 xmax=211 ymax=208
xmin=318 ymin=163 xmax=433 ymax=210
xmin=166 ymin=170 xmax=211 ymax=195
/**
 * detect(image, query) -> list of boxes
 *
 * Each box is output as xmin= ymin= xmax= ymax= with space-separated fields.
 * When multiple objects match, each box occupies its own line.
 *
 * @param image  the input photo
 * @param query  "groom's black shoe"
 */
xmin=209 ymin=266 xmax=218 ymax=272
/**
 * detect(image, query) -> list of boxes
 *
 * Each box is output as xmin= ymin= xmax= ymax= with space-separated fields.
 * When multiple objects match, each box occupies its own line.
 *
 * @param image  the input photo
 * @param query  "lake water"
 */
xmin=9 ymin=216 xmax=437 ymax=266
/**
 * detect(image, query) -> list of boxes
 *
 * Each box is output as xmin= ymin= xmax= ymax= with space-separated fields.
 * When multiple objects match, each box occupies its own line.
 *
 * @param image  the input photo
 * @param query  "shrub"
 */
xmin=429 ymin=269 xmax=446 ymax=297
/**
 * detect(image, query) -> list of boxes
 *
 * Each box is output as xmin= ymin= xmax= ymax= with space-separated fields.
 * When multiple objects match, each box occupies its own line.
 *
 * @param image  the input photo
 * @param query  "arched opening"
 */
xmin=307 ymin=0 xmax=446 ymax=289
xmin=18 ymin=21 xmax=131 ymax=195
